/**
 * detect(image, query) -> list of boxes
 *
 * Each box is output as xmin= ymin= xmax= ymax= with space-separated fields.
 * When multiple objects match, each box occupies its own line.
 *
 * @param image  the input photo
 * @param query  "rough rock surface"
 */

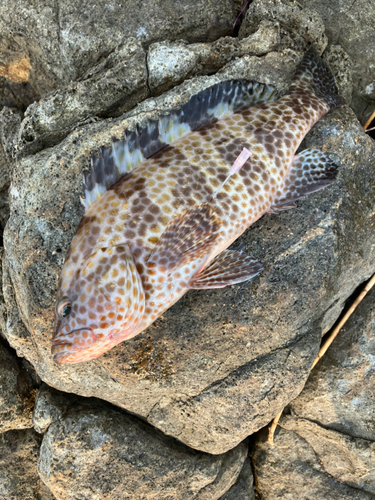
xmin=3 ymin=43 xmax=375 ymax=454
xmin=16 ymin=39 xmax=148 ymax=158
xmin=147 ymin=25 xmax=279 ymax=95
xmin=253 ymin=422 xmax=375 ymax=500
xmin=0 ymin=341 xmax=36 ymax=432
xmin=32 ymin=383 xmax=80 ymax=434
xmin=219 ymin=457 xmax=256 ymax=500
xmin=0 ymin=0 xmax=235 ymax=110
xmin=0 ymin=428 xmax=55 ymax=500
xmin=0 ymin=139 xmax=11 ymax=243
xmin=298 ymin=0 xmax=375 ymax=124
xmin=239 ymin=0 xmax=328 ymax=54
xmin=252 ymin=285 xmax=375 ymax=499
xmin=38 ymin=400 xmax=247 ymax=500
xmin=289 ymin=285 xmax=375 ymax=441
xmin=11 ymin=22 xmax=280 ymax=160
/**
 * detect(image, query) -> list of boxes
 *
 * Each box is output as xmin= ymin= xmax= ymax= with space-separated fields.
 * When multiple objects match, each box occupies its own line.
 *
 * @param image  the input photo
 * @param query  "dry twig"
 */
xmin=364 ymin=109 xmax=375 ymax=131
xmin=268 ymin=273 xmax=375 ymax=445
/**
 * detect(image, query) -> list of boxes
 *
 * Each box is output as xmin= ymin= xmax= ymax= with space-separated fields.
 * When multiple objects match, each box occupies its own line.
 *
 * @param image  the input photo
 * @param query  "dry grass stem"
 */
xmin=268 ymin=410 xmax=282 ymax=445
xmin=268 ymin=272 xmax=375 ymax=445
xmin=364 ymin=109 xmax=375 ymax=131
xmin=312 ymin=273 xmax=375 ymax=368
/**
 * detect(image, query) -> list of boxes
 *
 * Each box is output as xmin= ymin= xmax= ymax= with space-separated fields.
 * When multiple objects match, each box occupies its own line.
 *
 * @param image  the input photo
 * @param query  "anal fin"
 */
xmin=147 ymin=204 xmax=222 ymax=274
xmin=271 ymin=148 xmax=338 ymax=213
xmin=189 ymin=250 xmax=263 ymax=289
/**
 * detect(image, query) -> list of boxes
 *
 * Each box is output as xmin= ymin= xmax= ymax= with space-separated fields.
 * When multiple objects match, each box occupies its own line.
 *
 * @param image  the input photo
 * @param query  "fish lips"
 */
xmin=52 ymin=328 xmax=99 ymax=364
xmin=52 ymin=328 xmax=97 ymax=351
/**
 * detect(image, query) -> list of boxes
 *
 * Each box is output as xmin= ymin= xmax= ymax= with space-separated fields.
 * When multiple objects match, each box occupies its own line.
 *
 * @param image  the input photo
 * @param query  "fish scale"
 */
xmin=53 ymin=47 xmax=345 ymax=364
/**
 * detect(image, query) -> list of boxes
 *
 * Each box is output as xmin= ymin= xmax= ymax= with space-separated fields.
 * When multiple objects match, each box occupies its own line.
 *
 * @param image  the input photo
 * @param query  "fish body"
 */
xmin=53 ymin=48 xmax=345 ymax=364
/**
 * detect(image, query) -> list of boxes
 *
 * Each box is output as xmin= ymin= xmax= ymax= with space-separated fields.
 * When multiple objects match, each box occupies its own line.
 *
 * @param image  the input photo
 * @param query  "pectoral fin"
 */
xmin=271 ymin=148 xmax=338 ymax=212
xmin=189 ymin=250 xmax=263 ymax=289
xmin=147 ymin=204 xmax=222 ymax=274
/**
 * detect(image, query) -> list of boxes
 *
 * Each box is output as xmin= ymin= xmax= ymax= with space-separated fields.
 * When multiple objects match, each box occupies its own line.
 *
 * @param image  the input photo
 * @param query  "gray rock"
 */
xmin=297 ymin=0 xmax=375 ymax=123
xmin=289 ymin=286 xmax=375 ymax=441
xmin=3 ymin=48 xmax=375 ymax=454
xmin=148 ymin=41 xmax=200 ymax=95
xmin=0 ymin=341 xmax=36 ymax=432
xmin=0 ymin=143 xmax=10 ymax=243
xmin=219 ymin=457 xmax=256 ymax=500
xmin=0 ymin=0 xmax=235 ymax=110
xmin=253 ymin=423 xmax=375 ymax=500
xmin=0 ymin=106 xmax=22 ymax=162
xmin=14 ymin=27 xmax=282 ymax=159
xmin=0 ymin=428 xmax=55 ymax=500
xmin=323 ymin=45 xmax=353 ymax=105
xmin=17 ymin=39 xmax=148 ymax=158
xmin=32 ymin=383 xmax=79 ymax=434
xmin=148 ymin=25 xmax=279 ymax=95
xmin=38 ymin=401 xmax=247 ymax=500
xmin=252 ymin=276 xmax=375 ymax=499
xmin=239 ymin=0 xmax=328 ymax=54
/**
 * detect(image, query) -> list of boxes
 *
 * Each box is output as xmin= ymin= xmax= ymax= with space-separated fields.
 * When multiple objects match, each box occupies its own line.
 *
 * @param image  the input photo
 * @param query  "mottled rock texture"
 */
xmin=253 ymin=284 xmax=375 ymax=499
xmin=241 ymin=0 xmax=375 ymax=124
xmin=10 ymin=23 xmax=281 ymax=160
xmin=219 ymin=457 xmax=256 ymax=500
xmin=239 ymin=0 xmax=328 ymax=54
xmin=16 ymin=38 xmax=149 ymax=157
xmin=38 ymin=400 xmax=247 ymax=500
xmin=32 ymin=383 xmax=80 ymax=434
xmin=0 ymin=428 xmax=55 ymax=500
xmin=3 ymin=44 xmax=375 ymax=454
xmin=253 ymin=423 xmax=375 ymax=500
xmin=0 ymin=341 xmax=36 ymax=432
xmin=289 ymin=285 xmax=375 ymax=441
xmin=299 ymin=0 xmax=375 ymax=124
xmin=0 ymin=0 xmax=235 ymax=110
xmin=0 ymin=140 xmax=10 ymax=242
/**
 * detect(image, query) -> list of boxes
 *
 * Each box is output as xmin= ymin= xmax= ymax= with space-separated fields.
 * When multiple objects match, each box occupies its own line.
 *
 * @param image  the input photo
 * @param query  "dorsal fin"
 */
xmin=83 ymin=79 xmax=279 ymax=208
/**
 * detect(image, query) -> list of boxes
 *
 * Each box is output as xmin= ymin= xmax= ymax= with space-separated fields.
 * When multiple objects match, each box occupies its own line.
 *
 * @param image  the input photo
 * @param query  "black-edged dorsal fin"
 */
xmin=83 ymin=79 xmax=279 ymax=208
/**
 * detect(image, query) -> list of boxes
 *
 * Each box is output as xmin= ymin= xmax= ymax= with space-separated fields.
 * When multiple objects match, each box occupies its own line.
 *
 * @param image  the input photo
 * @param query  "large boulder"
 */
xmin=38 ymin=398 xmax=247 ymax=500
xmin=0 ymin=428 xmax=54 ymax=500
xmin=3 ymin=41 xmax=375 ymax=454
xmin=252 ymin=283 xmax=375 ymax=499
xmin=0 ymin=0 xmax=235 ymax=109
xmin=240 ymin=0 xmax=375 ymax=124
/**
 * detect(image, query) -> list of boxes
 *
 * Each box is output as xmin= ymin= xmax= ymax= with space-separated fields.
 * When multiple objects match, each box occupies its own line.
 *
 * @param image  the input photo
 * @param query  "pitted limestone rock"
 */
xmin=3 ymin=49 xmax=375 ymax=453
xmin=38 ymin=401 xmax=247 ymax=500
xmin=0 ymin=342 xmax=36 ymax=433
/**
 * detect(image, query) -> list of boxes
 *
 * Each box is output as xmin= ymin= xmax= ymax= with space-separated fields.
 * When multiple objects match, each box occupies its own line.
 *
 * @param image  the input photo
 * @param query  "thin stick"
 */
xmin=268 ymin=410 xmax=282 ymax=445
xmin=364 ymin=109 xmax=375 ymax=131
xmin=268 ymin=272 xmax=375 ymax=445
xmin=312 ymin=273 xmax=375 ymax=369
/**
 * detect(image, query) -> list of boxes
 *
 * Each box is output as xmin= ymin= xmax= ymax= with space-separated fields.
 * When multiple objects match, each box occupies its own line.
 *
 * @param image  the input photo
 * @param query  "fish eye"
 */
xmin=57 ymin=298 xmax=72 ymax=318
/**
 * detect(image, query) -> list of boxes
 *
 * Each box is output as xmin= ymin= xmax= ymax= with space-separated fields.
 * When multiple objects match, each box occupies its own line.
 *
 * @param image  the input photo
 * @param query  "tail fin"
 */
xmin=288 ymin=46 xmax=345 ymax=111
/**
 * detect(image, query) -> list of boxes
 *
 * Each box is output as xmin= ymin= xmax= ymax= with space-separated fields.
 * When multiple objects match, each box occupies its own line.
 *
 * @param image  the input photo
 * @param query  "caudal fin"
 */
xmin=288 ymin=46 xmax=345 ymax=111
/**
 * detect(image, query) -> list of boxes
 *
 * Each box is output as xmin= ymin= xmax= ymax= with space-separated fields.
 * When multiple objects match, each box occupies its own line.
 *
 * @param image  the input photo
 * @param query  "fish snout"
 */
xmin=51 ymin=328 xmax=98 ymax=363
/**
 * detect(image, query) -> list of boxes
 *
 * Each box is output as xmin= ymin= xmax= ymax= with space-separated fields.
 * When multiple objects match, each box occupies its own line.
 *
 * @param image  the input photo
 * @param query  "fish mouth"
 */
xmin=51 ymin=328 xmax=98 ymax=364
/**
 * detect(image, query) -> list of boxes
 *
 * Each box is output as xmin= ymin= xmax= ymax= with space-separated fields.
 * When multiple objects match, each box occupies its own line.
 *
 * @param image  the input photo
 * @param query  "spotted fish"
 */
xmin=52 ymin=47 xmax=345 ymax=364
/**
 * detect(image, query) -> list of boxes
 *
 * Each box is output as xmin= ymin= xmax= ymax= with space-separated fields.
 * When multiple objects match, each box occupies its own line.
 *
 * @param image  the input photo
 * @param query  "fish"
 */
xmin=52 ymin=47 xmax=345 ymax=364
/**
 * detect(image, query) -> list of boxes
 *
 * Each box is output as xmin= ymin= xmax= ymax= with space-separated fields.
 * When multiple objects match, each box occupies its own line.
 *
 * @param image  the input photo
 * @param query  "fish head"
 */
xmin=52 ymin=244 xmax=145 ymax=364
